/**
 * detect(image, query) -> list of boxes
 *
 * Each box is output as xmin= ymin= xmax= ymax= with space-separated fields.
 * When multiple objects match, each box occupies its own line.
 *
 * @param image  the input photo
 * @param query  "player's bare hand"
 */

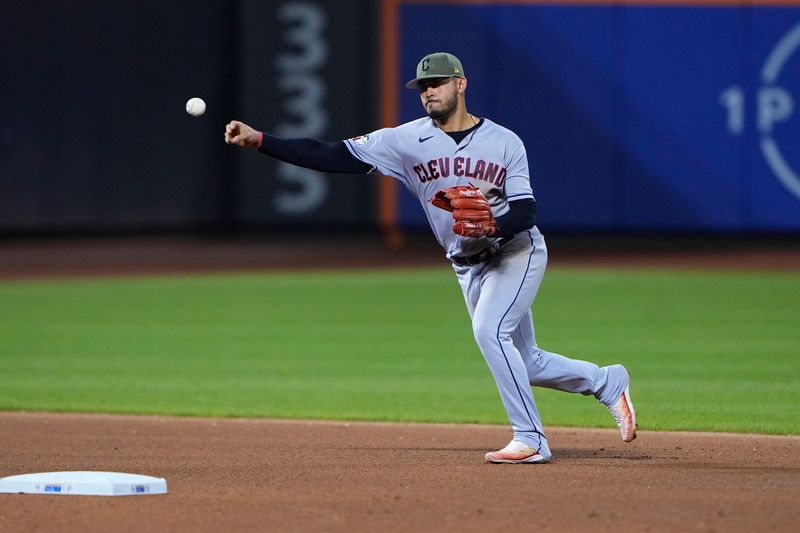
xmin=224 ymin=120 xmax=260 ymax=148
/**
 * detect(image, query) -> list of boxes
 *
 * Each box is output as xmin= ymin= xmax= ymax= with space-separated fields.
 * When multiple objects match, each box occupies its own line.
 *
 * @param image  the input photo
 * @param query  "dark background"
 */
xmin=0 ymin=0 xmax=379 ymax=237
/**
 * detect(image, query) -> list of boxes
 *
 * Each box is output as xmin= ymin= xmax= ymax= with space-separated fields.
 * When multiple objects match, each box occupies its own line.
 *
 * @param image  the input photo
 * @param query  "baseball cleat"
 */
xmin=607 ymin=382 xmax=638 ymax=442
xmin=485 ymin=440 xmax=549 ymax=464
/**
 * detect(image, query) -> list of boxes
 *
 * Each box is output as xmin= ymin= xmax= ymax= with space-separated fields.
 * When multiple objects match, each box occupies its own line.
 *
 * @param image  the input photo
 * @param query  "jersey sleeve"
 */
xmin=343 ymin=128 xmax=405 ymax=181
xmin=504 ymin=135 xmax=535 ymax=202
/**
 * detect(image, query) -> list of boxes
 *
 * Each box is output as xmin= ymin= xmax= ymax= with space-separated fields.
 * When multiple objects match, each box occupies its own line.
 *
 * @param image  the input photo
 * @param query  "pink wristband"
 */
xmin=257 ymin=131 xmax=263 ymax=148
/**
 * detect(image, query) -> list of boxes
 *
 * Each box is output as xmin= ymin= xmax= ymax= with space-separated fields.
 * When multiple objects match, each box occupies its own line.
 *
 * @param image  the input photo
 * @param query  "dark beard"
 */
xmin=427 ymin=97 xmax=457 ymax=121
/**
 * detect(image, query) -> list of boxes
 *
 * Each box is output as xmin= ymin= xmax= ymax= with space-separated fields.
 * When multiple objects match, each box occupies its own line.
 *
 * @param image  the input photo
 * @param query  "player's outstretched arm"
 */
xmin=224 ymin=120 xmax=261 ymax=148
xmin=223 ymin=121 xmax=372 ymax=174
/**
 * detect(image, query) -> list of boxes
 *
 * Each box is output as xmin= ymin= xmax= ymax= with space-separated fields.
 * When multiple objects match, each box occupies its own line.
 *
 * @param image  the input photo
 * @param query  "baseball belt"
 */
xmin=451 ymin=238 xmax=508 ymax=267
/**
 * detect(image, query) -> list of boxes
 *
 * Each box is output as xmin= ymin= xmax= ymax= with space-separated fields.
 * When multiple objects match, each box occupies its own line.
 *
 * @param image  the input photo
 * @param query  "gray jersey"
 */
xmin=344 ymin=117 xmax=534 ymax=259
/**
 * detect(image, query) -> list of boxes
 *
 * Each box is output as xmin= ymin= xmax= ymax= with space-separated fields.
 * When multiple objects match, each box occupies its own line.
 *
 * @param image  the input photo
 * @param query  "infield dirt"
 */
xmin=0 ymin=412 xmax=798 ymax=533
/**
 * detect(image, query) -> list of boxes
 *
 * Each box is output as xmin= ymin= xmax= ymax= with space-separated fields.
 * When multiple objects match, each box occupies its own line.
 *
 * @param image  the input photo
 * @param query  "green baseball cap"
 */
xmin=405 ymin=52 xmax=465 ymax=89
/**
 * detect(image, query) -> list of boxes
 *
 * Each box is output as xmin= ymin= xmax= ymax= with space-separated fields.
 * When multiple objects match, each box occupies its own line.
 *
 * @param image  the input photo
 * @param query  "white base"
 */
xmin=0 ymin=471 xmax=168 ymax=496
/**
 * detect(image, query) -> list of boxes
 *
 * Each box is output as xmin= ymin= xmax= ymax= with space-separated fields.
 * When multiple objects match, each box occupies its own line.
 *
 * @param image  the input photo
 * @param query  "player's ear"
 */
xmin=458 ymin=77 xmax=467 ymax=94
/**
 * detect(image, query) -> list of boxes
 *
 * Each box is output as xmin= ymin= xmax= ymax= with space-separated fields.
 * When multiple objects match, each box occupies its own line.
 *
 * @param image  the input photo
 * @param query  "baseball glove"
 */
xmin=431 ymin=185 xmax=497 ymax=238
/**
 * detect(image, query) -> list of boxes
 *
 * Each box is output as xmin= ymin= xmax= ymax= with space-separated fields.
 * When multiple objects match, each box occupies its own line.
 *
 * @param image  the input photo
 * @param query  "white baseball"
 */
xmin=185 ymin=97 xmax=206 ymax=117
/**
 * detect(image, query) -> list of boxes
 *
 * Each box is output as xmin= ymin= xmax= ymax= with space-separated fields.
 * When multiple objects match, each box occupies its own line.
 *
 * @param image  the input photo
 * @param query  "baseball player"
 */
xmin=225 ymin=52 xmax=637 ymax=464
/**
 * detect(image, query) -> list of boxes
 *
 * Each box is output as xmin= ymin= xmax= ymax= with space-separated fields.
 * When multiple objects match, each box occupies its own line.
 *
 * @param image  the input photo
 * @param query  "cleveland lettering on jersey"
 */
xmin=412 ymin=156 xmax=507 ymax=186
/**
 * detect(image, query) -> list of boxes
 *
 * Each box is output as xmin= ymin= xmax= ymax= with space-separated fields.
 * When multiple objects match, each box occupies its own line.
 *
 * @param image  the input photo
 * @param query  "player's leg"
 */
xmin=512 ymin=299 xmax=637 ymax=441
xmin=455 ymin=264 xmax=547 ymax=462
xmin=500 ymin=232 xmax=612 ymax=397
xmin=468 ymin=237 xmax=552 ymax=459
xmin=512 ymin=310 xmax=616 ymax=399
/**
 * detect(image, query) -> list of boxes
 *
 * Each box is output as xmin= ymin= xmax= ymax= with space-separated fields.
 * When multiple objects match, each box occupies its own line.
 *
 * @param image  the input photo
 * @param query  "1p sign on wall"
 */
xmin=721 ymin=22 xmax=800 ymax=202
xmin=760 ymin=23 xmax=800 ymax=202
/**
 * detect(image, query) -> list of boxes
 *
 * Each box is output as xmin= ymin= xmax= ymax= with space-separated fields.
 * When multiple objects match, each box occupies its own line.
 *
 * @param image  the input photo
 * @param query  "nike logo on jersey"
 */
xmin=418 ymin=136 xmax=434 ymax=143
xmin=412 ymin=156 xmax=507 ymax=186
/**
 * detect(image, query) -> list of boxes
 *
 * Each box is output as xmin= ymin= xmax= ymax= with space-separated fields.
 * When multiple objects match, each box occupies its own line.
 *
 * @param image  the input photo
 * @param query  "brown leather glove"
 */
xmin=431 ymin=185 xmax=497 ymax=238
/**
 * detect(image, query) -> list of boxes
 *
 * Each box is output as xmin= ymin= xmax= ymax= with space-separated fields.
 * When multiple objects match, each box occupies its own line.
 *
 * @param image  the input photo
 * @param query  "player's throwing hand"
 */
xmin=224 ymin=120 xmax=260 ymax=148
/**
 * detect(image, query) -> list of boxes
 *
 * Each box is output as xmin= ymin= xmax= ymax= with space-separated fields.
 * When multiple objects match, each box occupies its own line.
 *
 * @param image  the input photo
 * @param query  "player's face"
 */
xmin=419 ymin=77 xmax=459 ymax=120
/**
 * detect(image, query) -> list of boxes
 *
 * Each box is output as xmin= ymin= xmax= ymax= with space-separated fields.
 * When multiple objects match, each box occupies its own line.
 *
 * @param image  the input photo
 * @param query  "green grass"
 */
xmin=0 ymin=268 xmax=798 ymax=435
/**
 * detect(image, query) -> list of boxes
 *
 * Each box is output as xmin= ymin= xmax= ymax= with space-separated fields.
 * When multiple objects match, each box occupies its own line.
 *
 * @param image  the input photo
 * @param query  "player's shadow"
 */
xmin=553 ymin=448 xmax=652 ymax=460
xmin=336 ymin=447 xmax=651 ymax=461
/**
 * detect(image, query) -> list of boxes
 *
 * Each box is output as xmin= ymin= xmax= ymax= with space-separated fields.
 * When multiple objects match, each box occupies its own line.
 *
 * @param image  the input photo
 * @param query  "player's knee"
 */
xmin=472 ymin=321 xmax=507 ymax=350
xmin=471 ymin=321 xmax=492 ymax=348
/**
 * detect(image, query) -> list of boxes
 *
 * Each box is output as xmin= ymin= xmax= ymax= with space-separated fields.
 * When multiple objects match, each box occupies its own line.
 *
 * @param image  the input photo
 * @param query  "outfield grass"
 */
xmin=0 ymin=268 xmax=797 ymax=435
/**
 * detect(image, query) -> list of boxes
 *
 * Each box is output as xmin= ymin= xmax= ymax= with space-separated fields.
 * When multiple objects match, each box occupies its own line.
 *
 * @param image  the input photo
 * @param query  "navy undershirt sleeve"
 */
xmin=257 ymin=133 xmax=373 ymax=173
xmin=494 ymin=198 xmax=537 ymax=239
